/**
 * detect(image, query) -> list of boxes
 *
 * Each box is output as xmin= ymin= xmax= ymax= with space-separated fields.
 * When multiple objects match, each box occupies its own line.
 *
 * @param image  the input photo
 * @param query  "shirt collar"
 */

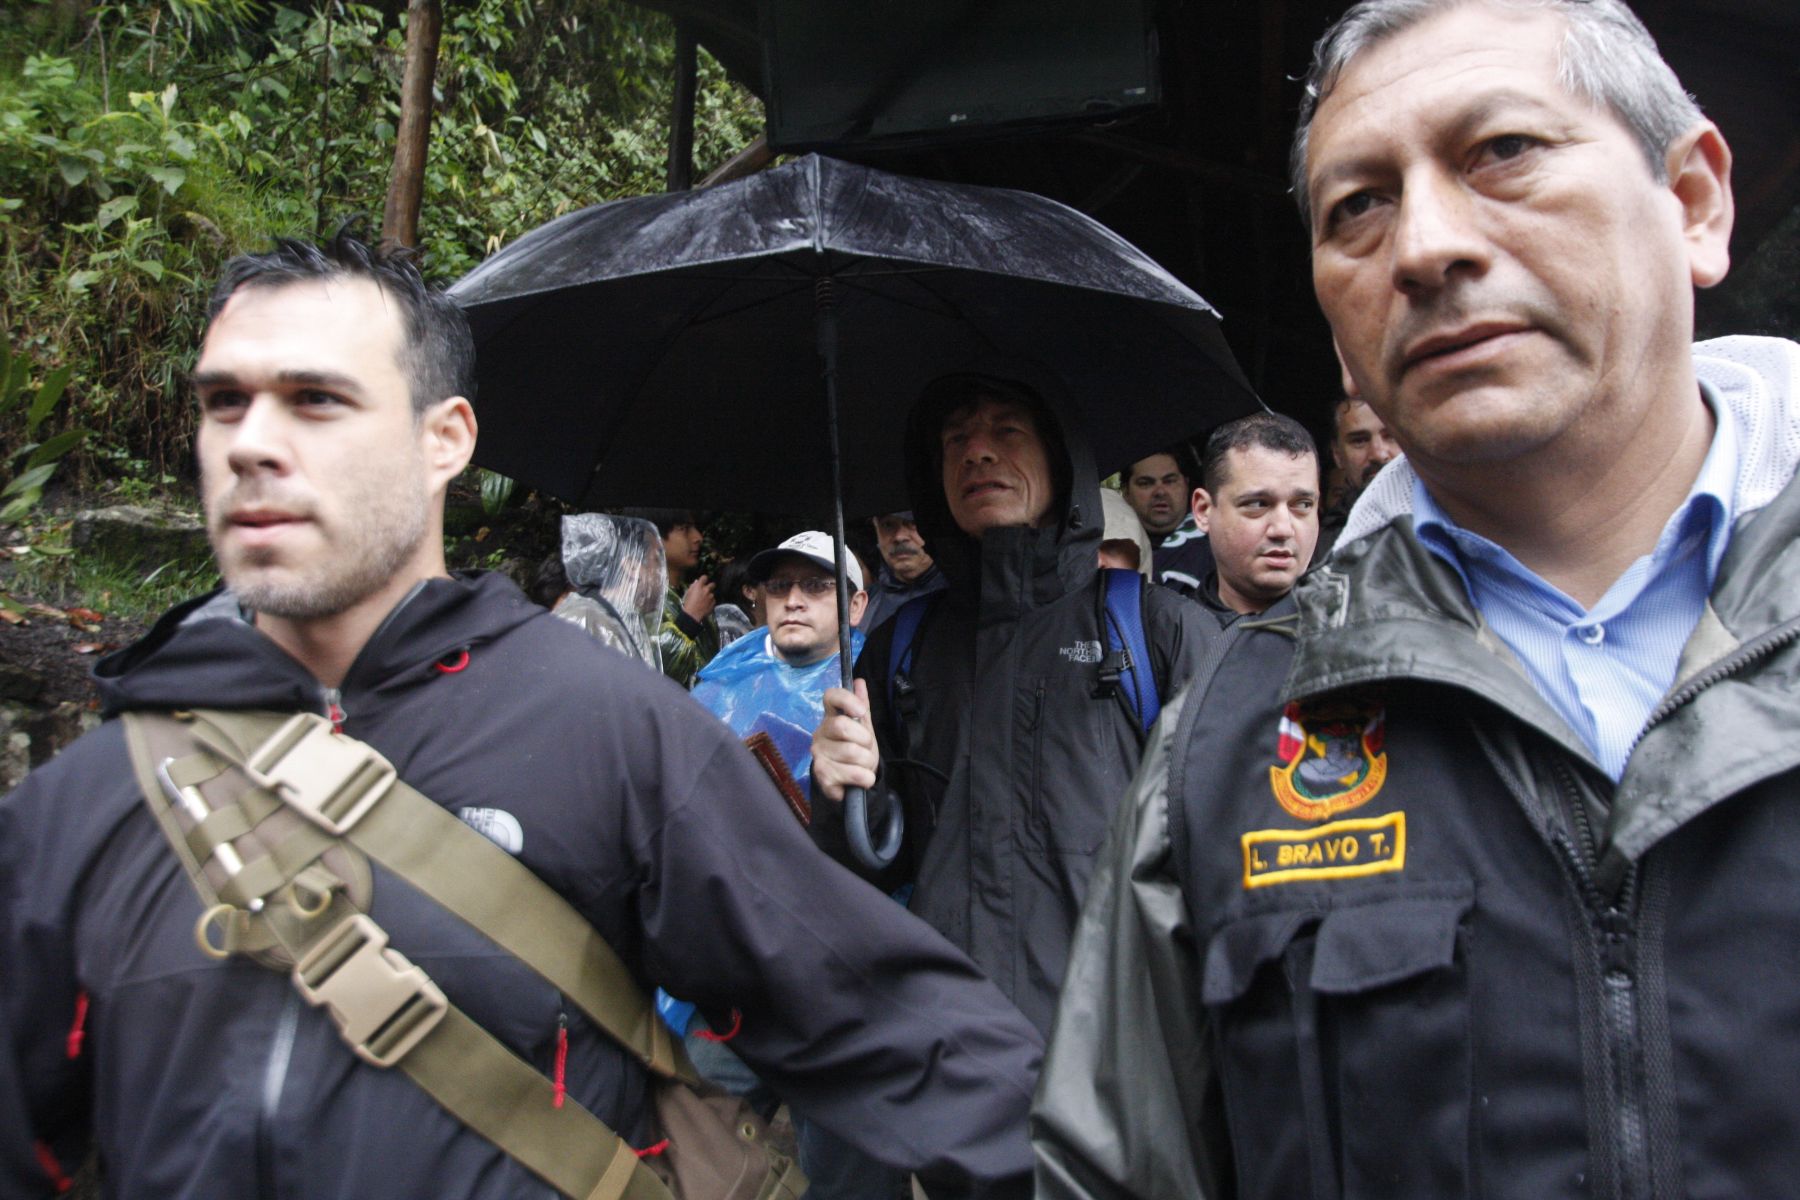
xmin=1414 ymin=381 xmax=1738 ymax=600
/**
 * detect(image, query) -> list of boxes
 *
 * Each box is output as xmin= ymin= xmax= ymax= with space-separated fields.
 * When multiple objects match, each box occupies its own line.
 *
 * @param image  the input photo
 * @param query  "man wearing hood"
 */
xmin=0 ymin=231 xmax=1044 ymax=1199
xmin=812 ymin=367 xmax=1218 ymax=1037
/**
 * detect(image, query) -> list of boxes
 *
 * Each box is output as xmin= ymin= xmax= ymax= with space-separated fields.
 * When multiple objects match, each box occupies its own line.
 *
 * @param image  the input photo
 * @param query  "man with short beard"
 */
xmin=1317 ymin=393 xmax=1400 ymax=555
xmin=0 ymin=231 xmax=1043 ymax=1199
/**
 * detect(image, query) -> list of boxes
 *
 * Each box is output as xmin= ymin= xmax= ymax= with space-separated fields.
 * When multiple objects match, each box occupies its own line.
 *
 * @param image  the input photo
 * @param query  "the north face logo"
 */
xmin=1059 ymin=640 xmax=1103 ymax=665
xmin=458 ymin=806 xmax=525 ymax=855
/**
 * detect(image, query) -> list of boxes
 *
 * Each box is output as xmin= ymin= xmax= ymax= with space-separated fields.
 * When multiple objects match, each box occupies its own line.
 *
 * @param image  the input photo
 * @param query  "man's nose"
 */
xmin=1391 ymin=169 xmax=1490 ymax=296
xmin=224 ymin=396 xmax=290 ymax=476
xmin=960 ymin=431 xmax=1000 ymax=463
xmin=1371 ymin=434 xmax=1400 ymax=465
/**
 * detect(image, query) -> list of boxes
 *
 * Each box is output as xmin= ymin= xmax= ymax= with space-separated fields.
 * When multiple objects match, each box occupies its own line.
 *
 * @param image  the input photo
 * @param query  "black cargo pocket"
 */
xmin=1202 ymin=883 xmax=1474 ymax=1200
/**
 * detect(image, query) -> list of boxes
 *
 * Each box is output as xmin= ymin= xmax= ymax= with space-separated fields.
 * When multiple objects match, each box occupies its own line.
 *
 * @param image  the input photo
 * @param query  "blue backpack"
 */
xmin=885 ymin=567 xmax=1162 ymax=745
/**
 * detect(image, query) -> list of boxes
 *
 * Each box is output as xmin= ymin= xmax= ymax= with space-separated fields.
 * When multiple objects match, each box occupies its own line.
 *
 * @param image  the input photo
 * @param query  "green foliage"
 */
xmin=0 ymin=0 xmax=765 ymax=489
xmin=478 ymin=467 xmax=516 ymax=515
xmin=0 ymin=330 xmax=84 ymax=522
xmin=5 ymin=520 xmax=221 ymax=626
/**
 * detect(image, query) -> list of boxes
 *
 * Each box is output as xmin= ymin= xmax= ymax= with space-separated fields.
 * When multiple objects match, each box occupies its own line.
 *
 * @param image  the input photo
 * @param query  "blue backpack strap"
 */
xmin=885 ymin=593 xmax=937 ymax=715
xmin=1100 ymin=568 xmax=1161 ymax=737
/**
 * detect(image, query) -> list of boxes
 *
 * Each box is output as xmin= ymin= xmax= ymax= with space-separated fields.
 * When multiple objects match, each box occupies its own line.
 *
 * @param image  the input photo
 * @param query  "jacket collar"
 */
xmin=1286 ymin=336 xmax=1800 ymax=860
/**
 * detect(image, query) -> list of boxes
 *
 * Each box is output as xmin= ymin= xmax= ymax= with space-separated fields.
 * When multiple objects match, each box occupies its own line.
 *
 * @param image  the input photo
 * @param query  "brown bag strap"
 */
xmin=122 ymin=709 xmax=682 ymax=1200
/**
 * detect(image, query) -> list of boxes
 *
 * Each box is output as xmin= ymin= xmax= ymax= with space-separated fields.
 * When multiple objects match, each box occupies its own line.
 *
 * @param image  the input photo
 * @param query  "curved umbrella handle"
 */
xmin=844 ymin=784 xmax=903 ymax=871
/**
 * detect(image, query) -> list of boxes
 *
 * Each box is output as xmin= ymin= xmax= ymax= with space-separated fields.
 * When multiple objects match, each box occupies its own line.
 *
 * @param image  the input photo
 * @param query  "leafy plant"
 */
xmin=0 ymin=332 xmax=84 ymax=523
xmin=479 ymin=468 xmax=517 ymax=516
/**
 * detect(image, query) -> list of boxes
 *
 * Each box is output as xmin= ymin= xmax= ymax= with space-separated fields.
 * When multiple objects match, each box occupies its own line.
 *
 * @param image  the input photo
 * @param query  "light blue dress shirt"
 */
xmin=1413 ymin=391 xmax=1737 ymax=781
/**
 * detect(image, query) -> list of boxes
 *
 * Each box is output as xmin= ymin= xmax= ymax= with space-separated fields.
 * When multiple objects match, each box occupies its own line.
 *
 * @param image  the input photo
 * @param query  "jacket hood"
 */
xmin=95 ymin=571 xmax=544 ymax=716
xmin=1334 ymin=336 xmax=1800 ymax=552
xmin=901 ymin=357 xmax=1103 ymax=610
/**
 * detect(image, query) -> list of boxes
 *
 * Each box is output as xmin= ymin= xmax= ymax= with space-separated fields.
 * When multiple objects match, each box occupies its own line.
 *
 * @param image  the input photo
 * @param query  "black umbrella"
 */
xmin=449 ymin=153 xmax=1260 ymax=864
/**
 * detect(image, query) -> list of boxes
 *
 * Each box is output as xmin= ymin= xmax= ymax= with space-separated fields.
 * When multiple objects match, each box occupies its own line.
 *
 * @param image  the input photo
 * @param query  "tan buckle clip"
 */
xmin=293 ymin=914 xmax=446 ymax=1067
xmin=246 ymin=713 xmax=396 ymax=835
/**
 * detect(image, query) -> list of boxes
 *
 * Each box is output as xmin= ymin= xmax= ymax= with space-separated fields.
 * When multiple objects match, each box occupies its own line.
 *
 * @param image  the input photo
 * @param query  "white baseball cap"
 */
xmin=747 ymin=530 xmax=864 ymax=592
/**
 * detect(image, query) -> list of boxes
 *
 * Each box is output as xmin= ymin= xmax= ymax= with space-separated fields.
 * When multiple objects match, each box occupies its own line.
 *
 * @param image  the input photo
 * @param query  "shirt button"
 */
xmin=1578 ymin=624 xmax=1605 ymax=646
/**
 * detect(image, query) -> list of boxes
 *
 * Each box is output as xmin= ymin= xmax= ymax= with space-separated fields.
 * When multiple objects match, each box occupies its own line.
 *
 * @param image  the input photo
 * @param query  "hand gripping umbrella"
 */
xmin=449 ymin=153 xmax=1261 ymax=866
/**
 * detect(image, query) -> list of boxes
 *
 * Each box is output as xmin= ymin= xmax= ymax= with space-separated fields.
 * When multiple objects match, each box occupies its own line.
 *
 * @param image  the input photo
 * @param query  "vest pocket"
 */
xmin=1202 ymin=883 xmax=1475 ymax=1200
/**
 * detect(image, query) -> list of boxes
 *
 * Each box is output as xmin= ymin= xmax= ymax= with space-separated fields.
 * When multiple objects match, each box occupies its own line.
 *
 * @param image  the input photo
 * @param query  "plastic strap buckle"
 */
xmin=246 ymin=713 xmax=396 ymax=835
xmin=293 ymin=913 xmax=447 ymax=1067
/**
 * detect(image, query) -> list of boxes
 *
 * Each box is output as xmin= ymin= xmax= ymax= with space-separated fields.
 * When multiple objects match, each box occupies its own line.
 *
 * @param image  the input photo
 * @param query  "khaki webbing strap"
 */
xmin=124 ymin=712 xmax=680 ymax=1200
xmin=397 ymin=1007 xmax=672 ymax=1200
xmin=185 ymin=709 xmax=685 ymax=1082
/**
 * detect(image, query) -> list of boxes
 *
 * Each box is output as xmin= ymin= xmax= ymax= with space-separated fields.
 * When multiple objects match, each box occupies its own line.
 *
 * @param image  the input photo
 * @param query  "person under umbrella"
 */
xmin=810 ymin=362 xmax=1222 ymax=1038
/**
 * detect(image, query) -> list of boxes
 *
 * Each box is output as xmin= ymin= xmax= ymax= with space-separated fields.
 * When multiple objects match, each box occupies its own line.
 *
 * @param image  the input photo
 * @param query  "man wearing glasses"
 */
xmin=687 ymin=531 xmax=902 ymax=1200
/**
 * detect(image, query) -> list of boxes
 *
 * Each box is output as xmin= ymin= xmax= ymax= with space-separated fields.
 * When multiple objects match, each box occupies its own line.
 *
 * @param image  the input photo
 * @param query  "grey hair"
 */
xmin=1289 ymin=0 xmax=1703 ymax=223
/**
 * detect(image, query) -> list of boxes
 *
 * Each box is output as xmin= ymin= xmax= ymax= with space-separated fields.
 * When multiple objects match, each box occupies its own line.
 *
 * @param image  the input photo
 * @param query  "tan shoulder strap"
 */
xmin=121 ymin=710 xmax=683 ymax=1200
xmin=182 ymin=708 xmax=683 ymax=1079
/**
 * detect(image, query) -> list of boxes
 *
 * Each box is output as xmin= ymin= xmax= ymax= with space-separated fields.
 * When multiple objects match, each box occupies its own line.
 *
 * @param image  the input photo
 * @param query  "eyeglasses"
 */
xmin=761 ymin=576 xmax=836 ymax=598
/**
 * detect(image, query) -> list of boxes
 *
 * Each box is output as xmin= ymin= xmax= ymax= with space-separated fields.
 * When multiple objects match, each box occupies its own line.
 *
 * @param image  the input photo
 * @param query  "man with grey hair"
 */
xmin=1036 ymin=2 xmax=1800 ymax=1197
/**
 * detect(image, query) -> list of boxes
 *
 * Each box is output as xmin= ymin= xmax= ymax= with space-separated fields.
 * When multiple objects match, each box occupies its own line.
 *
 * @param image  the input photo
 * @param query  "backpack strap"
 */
xmin=1096 ymin=568 xmax=1162 ymax=740
xmin=121 ymin=708 xmax=792 ymax=1200
xmin=883 ymin=593 xmax=941 ymax=756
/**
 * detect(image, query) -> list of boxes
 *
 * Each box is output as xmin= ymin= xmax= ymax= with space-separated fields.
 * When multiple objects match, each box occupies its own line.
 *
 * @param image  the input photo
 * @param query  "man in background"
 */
xmin=859 ymin=511 xmax=946 ymax=632
xmin=1188 ymin=413 xmax=1321 ymax=624
xmin=1122 ymin=447 xmax=1213 ymax=594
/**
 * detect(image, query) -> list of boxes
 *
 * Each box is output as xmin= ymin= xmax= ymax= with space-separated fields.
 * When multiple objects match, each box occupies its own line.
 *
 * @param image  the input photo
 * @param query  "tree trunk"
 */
xmin=382 ymin=0 xmax=443 ymax=248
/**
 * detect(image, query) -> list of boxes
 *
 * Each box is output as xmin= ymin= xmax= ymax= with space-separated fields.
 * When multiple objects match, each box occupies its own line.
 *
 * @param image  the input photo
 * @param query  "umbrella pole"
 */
xmin=816 ymin=276 xmax=902 ymax=870
xmin=816 ymin=278 xmax=855 ymax=687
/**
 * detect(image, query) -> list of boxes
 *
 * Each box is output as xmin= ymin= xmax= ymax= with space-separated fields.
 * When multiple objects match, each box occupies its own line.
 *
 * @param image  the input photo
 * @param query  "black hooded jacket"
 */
xmin=833 ymin=370 xmax=1219 ymax=1037
xmin=0 ymin=572 xmax=1042 ymax=1198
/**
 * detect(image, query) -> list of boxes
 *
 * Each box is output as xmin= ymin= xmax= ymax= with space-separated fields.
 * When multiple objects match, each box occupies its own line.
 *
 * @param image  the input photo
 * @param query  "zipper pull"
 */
xmin=324 ymin=688 xmax=346 ymax=734
xmin=1599 ymin=908 xmax=1633 ymax=977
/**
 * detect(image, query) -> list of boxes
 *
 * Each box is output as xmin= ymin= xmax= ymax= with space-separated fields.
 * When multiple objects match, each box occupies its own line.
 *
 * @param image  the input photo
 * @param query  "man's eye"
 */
xmin=1327 ymin=191 xmax=1380 ymax=229
xmin=298 ymin=390 xmax=343 ymax=408
xmin=201 ymin=391 xmax=248 ymax=417
xmin=1481 ymin=134 xmax=1538 ymax=164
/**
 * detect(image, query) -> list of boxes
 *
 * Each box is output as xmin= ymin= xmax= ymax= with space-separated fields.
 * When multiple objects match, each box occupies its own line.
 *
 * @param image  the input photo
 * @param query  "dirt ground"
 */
xmin=0 ymin=582 xmax=146 ymax=712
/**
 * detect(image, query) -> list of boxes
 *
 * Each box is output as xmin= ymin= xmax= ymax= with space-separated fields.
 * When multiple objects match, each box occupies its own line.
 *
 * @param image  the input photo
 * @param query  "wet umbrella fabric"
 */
xmin=448 ymin=153 xmax=1260 ymax=518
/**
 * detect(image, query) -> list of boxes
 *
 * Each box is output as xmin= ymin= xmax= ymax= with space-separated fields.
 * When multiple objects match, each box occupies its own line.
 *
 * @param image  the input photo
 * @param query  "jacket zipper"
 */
xmin=1624 ymin=620 xmax=1800 ymax=763
xmin=1555 ymin=760 xmax=1650 ymax=1200
xmin=323 ymin=687 xmax=346 ymax=733
xmin=256 ymin=989 xmax=301 ymax=1198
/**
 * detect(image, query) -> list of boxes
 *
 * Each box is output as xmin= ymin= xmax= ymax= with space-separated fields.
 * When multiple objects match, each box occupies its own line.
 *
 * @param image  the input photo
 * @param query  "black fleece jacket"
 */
xmin=0 ymin=572 xmax=1041 ymax=1199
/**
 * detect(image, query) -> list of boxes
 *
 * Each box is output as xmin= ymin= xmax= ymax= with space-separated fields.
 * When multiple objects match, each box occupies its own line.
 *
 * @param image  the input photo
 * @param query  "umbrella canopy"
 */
xmin=449 ymin=153 xmax=1260 ymax=518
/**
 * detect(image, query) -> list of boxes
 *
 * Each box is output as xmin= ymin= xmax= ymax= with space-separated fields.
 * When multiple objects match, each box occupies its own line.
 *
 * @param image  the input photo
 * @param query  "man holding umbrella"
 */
xmin=811 ymin=362 xmax=1220 ymax=1038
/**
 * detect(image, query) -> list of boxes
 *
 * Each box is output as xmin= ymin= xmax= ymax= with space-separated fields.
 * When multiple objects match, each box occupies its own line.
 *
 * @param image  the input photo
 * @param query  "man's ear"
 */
xmin=421 ymin=396 xmax=477 ymax=492
xmin=1667 ymin=122 xmax=1734 ymax=289
xmin=848 ymin=589 xmax=868 ymax=626
xmin=1191 ymin=487 xmax=1214 ymax=534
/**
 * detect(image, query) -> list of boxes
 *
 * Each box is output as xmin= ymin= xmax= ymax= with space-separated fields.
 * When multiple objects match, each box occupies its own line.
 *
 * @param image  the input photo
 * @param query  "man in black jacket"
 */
xmin=811 ymin=365 xmax=1218 ymax=1037
xmin=1034 ymin=3 xmax=1800 ymax=1198
xmin=0 ymin=231 xmax=1042 ymax=1199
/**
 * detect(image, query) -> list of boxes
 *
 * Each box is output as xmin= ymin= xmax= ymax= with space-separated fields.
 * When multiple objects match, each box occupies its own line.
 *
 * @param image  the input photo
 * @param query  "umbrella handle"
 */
xmin=844 ymin=785 xmax=903 ymax=870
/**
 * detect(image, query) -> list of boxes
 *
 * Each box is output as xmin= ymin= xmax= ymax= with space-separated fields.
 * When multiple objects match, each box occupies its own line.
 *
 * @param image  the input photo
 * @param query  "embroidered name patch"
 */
xmin=1241 ymin=812 xmax=1405 ymax=889
xmin=1269 ymin=696 xmax=1388 ymax=820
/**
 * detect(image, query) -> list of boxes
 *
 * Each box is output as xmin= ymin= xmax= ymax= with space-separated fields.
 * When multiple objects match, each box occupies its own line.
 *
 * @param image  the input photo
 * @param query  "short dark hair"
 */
xmin=1127 ymin=443 xmax=1198 ymax=485
xmin=618 ymin=508 xmax=699 ymax=540
xmin=207 ymin=223 xmax=476 ymax=416
xmin=1201 ymin=413 xmax=1317 ymax=493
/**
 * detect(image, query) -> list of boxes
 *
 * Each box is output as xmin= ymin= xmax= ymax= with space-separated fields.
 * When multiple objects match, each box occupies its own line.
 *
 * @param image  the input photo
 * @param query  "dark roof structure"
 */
xmin=639 ymin=0 xmax=1800 ymax=433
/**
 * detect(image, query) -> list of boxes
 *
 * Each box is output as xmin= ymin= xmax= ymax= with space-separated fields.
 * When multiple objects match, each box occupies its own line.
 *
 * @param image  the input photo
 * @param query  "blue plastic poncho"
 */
xmin=691 ymin=628 xmax=866 ymax=794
